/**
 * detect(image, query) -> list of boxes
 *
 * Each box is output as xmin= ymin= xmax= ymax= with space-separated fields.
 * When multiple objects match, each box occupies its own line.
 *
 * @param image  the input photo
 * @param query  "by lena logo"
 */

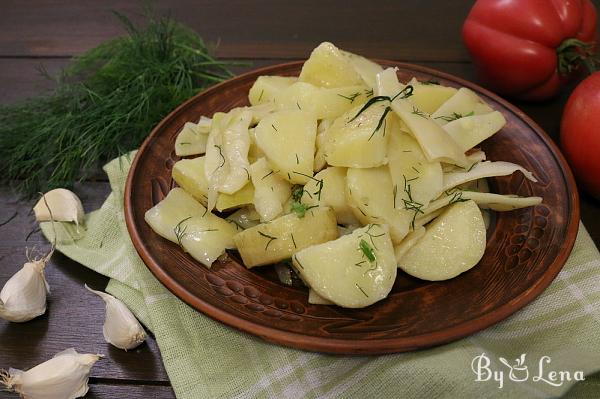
xmin=471 ymin=353 xmax=585 ymax=389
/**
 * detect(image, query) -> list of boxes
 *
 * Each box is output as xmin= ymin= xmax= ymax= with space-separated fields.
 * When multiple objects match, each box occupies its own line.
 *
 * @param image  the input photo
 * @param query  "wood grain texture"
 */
xmin=125 ymin=61 xmax=579 ymax=354
xmin=0 ymin=0 xmax=474 ymax=60
xmin=0 ymin=383 xmax=175 ymax=399
xmin=0 ymin=184 xmax=169 ymax=383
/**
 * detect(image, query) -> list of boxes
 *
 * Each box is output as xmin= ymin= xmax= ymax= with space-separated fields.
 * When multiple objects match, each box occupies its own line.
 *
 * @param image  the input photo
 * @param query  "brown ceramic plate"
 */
xmin=125 ymin=61 xmax=579 ymax=354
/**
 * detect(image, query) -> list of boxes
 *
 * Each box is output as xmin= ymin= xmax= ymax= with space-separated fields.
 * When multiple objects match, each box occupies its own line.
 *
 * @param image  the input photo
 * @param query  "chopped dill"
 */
xmin=296 ymin=102 xmax=302 ymax=110
xmin=355 ymin=283 xmax=369 ymax=298
xmin=295 ymin=153 xmax=300 ymax=164
xmin=359 ymin=239 xmax=376 ymax=262
xmin=261 ymin=170 xmax=275 ymax=180
xmin=290 ymin=202 xmax=318 ymax=218
xmin=0 ymin=12 xmax=237 ymax=196
xmin=174 ymin=216 xmax=192 ymax=246
xmin=258 ymin=231 xmax=277 ymax=250
xmin=214 ymin=145 xmax=225 ymax=167
xmin=258 ymin=89 xmax=265 ymax=102
xmin=271 ymin=124 xmax=278 ymax=132
xmin=292 ymin=171 xmax=324 ymax=200
xmin=293 ymin=254 xmax=304 ymax=269
xmin=290 ymin=233 xmax=297 ymax=248
xmin=422 ymin=79 xmax=440 ymax=85
xmin=337 ymin=92 xmax=361 ymax=103
xmin=411 ymin=106 xmax=428 ymax=118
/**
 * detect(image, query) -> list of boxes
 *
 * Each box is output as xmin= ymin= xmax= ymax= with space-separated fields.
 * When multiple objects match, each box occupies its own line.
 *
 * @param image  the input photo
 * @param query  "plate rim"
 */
xmin=125 ymin=60 xmax=580 ymax=354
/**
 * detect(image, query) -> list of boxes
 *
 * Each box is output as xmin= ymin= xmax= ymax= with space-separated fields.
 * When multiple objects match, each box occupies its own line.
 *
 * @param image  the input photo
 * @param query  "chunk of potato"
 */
xmin=172 ymin=157 xmax=254 ymax=211
xmin=249 ymin=157 xmax=292 ymax=222
xmin=234 ymin=207 xmax=338 ymax=267
xmin=341 ymin=50 xmax=383 ymax=89
xmin=397 ymin=200 xmax=486 ymax=281
xmin=275 ymin=82 xmax=370 ymax=120
xmin=346 ymin=166 xmax=412 ymax=244
xmin=144 ymin=188 xmax=239 ymax=268
xmin=431 ymin=88 xmax=493 ymax=125
xmin=393 ymin=226 xmax=425 ymax=265
xmin=443 ymin=111 xmax=506 ymax=151
xmin=175 ymin=122 xmax=208 ymax=156
xmin=407 ymin=78 xmax=457 ymax=114
xmin=249 ymin=76 xmax=297 ymax=105
xmin=322 ymin=102 xmax=390 ymax=168
xmin=254 ymin=110 xmax=317 ymax=184
xmin=301 ymin=166 xmax=359 ymax=225
xmin=299 ymin=42 xmax=364 ymax=88
xmin=293 ymin=224 xmax=397 ymax=308
xmin=387 ymin=130 xmax=443 ymax=209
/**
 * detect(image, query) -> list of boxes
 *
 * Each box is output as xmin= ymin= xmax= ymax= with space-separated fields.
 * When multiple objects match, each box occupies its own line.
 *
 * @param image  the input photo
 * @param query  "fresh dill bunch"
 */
xmin=0 ymin=12 xmax=236 ymax=196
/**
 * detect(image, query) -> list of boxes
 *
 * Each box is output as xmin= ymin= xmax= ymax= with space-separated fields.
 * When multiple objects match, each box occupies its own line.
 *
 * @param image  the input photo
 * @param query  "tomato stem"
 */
xmin=557 ymin=38 xmax=597 ymax=75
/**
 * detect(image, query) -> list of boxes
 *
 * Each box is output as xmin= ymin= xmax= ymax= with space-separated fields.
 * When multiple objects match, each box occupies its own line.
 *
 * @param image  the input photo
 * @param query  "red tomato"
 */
xmin=561 ymin=72 xmax=600 ymax=199
xmin=463 ymin=0 xmax=597 ymax=101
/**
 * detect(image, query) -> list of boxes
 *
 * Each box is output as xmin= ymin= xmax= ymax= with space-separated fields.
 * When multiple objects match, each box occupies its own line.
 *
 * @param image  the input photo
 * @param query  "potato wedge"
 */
xmin=301 ymin=166 xmax=359 ymax=225
xmin=175 ymin=122 xmax=208 ymax=156
xmin=443 ymin=111 xmax=506 ymax=151
xmin=254 ymin=110 xmax=317 ymax=184
xmin=234 ymin=207 xmax=338 ymax=267
xmin=431 ymin=88 xmax=493 ymax=125
xmin=144 ymin=188 xmax=239 ymax=268
xmin=249 ymin=76 xmax=297 ymax=105
xmin=172 ymin=157 xmax=254 ymax=211
xmin=322 ymin=102 xmax=390 ymax=168
xmin=249 ymin=157 xmax=292 ymax=222
xmin=299 ymin=42 xmax=364 ymax=88
xmin=407 ymin=78 xmax=457 ymax=114
xmin=346 ymin=166 xmax=412 ymax=243
xmin=293 ymin=224 xmax=396 ymax=308
xmin=397 ymin=200 xmax=486 ymax=280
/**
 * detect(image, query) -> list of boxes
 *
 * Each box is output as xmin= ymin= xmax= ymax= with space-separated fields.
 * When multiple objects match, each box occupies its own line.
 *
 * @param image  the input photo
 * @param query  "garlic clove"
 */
xmin=1 ymin=348 xmax=102 ymax=399
xmin=0 ymin=259 xmax=49 ymax=322
xmin=85 ymin=285 xmax=147 ymax=350
xmin=33 ymin=188 xmax=85 ymax=226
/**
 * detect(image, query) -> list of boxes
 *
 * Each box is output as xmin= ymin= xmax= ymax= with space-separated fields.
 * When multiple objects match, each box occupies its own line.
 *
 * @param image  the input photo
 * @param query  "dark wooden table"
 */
xmin=1 ymin=1 xmax=599 ymax=398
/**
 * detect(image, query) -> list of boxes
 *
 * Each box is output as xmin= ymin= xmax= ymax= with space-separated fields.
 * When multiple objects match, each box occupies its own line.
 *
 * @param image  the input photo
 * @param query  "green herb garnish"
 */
xmin=258 ymin=231 xmax=278 ymax=250
xmin=0 ymin=12 xmax=237 ymax=196
xmin=290 ymin=202 xmax=318 ymax=218
xmin=174 ymin=216 xmax=192 ymax=246
xmin=359 ymin=239 xmax=376 ymax=262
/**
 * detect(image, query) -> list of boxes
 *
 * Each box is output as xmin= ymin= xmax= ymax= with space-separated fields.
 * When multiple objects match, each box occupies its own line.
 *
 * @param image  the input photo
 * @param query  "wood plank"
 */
xmin=0 ymin=183 xmax=170 ymax=383
xmin=0 ymin=0 xmax=475 ymax=61
xmin=0 ymin=383 xmax=175 ymax=399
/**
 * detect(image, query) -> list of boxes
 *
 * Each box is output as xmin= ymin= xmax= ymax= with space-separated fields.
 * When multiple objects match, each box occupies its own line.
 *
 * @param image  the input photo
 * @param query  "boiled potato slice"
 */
xmin=172 ymin=157 xmax=254 ymax=211
xmin=443 ymin=111 xmax=506 ymax=151
xmin=254 ymin=110 xmax=317 ymax=184
xmin=407 ymin=78 xmax=457 ymax=114
xmin=346 ymin=166 xmax=412 ymax=243
xmin=249 ymin=157 xmax=292 ymax=222
xmin=175 ymin=122 xmax=208 ymax=156
xmin=397 ymin=200 xmax=485 ymax=281
xmin=144 ymin=188 xmax=238 ymax=268
xmin=275 ymin=82 xmax=370 ymax=120
xmin=301 ymin=166 xmax=359 ymax=225
xmin=322 ymin=102 xmax=390 ymax=168
xmin=387 ymin=130 xmax=443 ymax=209
xmin=431 ymin=88 xmax=493 ymax=125
xmin=393 ymin=226 xmax=425 ymax=264
xmin=204 ymin=108 xmax=252 ymax=210
xmin=341 ymin=50 xmax=383 ymax=89
xmin=249 ymin=76 xmax=297 ymax=105
xmin=299 ymin=42 xmax=364 ymax=88
xmin=391 ymin=98 xmax=468 ymax=168
xmin=293 ymin=224 xmax=396 ymax=308
xmin=234 ymin=207 xmax=338 ymax=267
xmin=145 ymin=188 xmax=206 ymax=243
xmin=308 ymin=289 xmax=334 ymax=305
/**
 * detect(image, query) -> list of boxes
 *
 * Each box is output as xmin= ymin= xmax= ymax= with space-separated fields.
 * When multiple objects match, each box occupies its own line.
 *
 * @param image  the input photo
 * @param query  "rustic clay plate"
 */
xmin=125 ymin=61 xmax=579 ymax=354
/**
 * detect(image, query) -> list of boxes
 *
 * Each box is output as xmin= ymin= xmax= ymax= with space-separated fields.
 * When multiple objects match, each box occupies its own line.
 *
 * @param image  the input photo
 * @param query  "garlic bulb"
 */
xmin=1 ymin=348 xmax=102 ymax=399
xmin=85 ymin=285 xmax=146 ymax=350
xmin=33 ymin=188 xmax=84 ymax=225
xmin=0 ymin=258 xmax=49 ymax=322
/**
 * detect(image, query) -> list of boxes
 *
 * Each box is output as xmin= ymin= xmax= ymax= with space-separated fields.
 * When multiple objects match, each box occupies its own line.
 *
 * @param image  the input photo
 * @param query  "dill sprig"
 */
xmin=337 ymin=92 xmax=361 ymax=103
xmin=0 ymin=11 xmax=237 ymax=196
xmin=174 ymin=216 xmax=192 ymax=246
xmin=290 ymin=202 xmax=318 ymax=218
xmin=258 ymin=231 xmax=278 ymax=250
xmin=434 ymin=111 xmax=474 ymax=123
xmin=402 ymin=175 xmax=424 ymax=229
xmin=359 ymin=239 xmax=376 ymax=262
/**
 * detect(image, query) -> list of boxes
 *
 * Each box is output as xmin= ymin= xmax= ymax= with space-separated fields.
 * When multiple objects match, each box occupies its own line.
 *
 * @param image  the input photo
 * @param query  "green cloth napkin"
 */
xmin=42 ymin=154 xmax=600 ymax=399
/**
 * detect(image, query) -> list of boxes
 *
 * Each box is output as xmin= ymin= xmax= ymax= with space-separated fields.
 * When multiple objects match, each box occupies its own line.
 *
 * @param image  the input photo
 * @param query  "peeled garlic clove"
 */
xmin=1 ymin=348 xmax=102 ymax=399
xmin=0 ymin=259 xmax=49 ymax=322
xmin=33 ymin=188 xmax=84 ymax=225
xmin=85 ymin=285 xmax=146 ymax=350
